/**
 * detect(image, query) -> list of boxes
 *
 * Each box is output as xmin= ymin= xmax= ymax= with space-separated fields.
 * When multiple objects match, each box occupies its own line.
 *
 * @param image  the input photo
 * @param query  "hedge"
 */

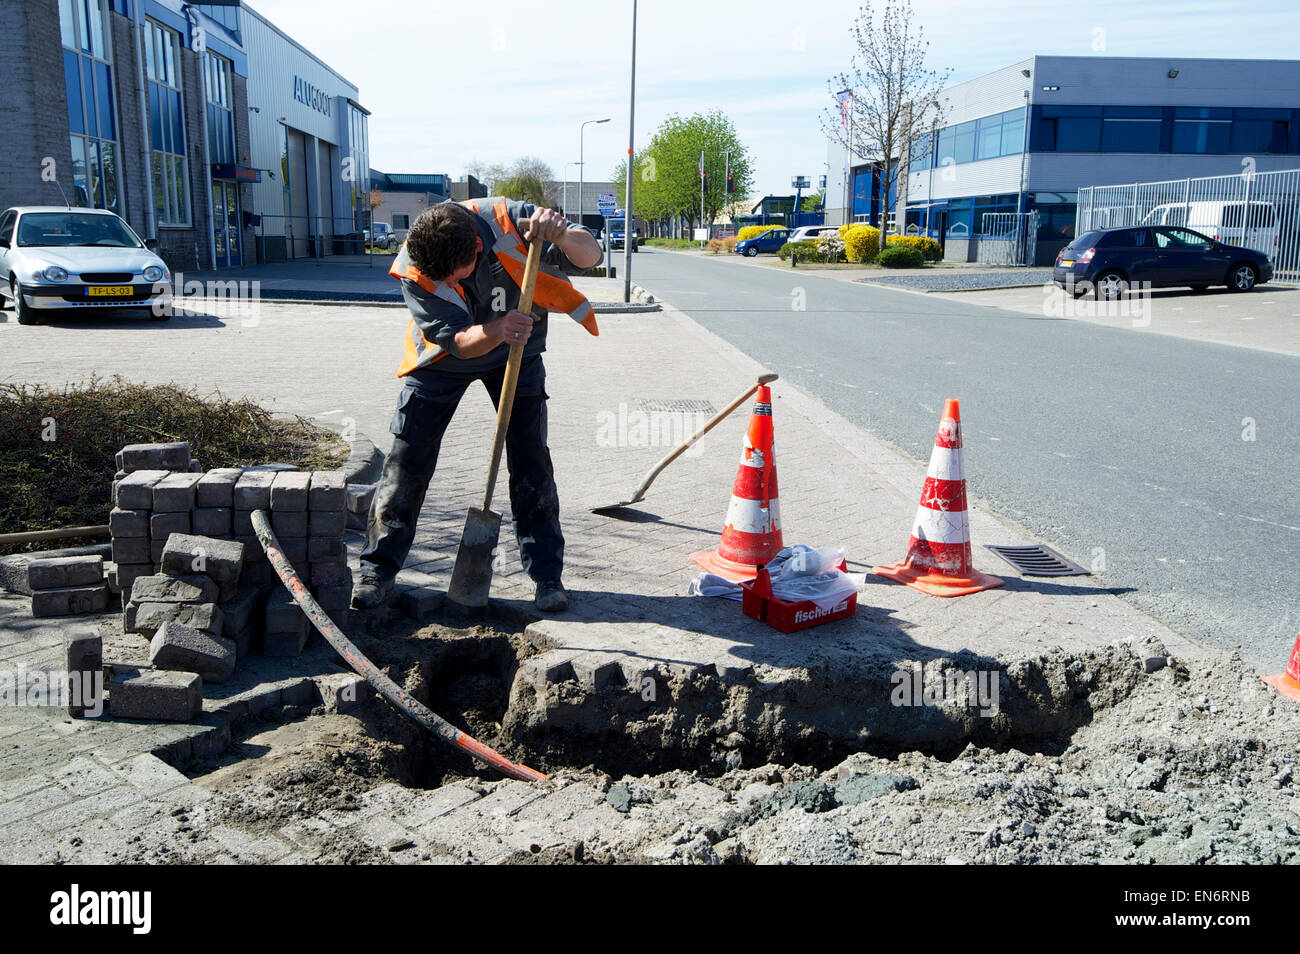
xmin=777 ymin=240 xmax=830 ymax=263
xmin=878 ymin=244 xmax=925 ymax=268
xmin=887 ymin=234 xmax=943 ymax=262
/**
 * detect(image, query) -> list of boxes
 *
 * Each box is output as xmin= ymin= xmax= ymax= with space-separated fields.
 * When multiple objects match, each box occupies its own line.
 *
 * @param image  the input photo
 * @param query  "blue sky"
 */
xmin=247 ymin=0 xmax=1300 ymax=199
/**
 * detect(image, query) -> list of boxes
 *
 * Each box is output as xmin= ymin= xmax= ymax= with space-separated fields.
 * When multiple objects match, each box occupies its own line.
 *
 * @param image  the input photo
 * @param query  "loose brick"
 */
xmin=133 ymin=602 xmax=224 ymax=639
xmin=265 ymin=590 xmax=306 ymax=634
xmin=129 ymin=574 xmax=219 ymax=605
xmin=318 ymin=673 xmax=369 ymax=713
xmin=196 ymin=468 xmax=243 ymax=508
xmin=310 ymin=562 xmax=351 ymax=588
xmin=150 ymin=539 xmax=167 ymax=564
xmin=64 ymin=627 xmax=103 ymax=718
xmin=27 ymin=555 xmax=103 ymax=590
xmin=109 ymin=668 xmax=202 ymax=722
xmin=149 ymin=621 xmax=236 ymax=683
xmin=307 ymin=536 xmax=346 ymax=561
xmin=270 ymin=471 xmax=311 ymax=511
xmin=192 ymin=507 xmax=232 ymax=537
xmin=115 ymin=470 xmax=168 ymax=509
xmin=309 ymin=471 xmax=347 ymax=511
xmin=31 ymin=583 xmax=109 ymax=617
xmin=345 ymin=483 xmax=375 ymax=515
xmin=308 ymin=510 xmax=347 ymax=537
xmin=150 ymin=511 xmax=191 ymax=541
xmin=233 ymin=471 xmax=276 ymax=510
xmin=152 ymin=472 xmax=203 ymax=512
xmin=109 ymin=562 xmax=152 ymax=597
xmin=119 ymin=441 xmax=190 ymax=473
xmin=270 ymin=510 xmax=308 ymax=537
xmin=160 ymin=534 xmax=244 ymax=584
xmin=108 ymin=508 xmax=149 ymax=538
xmin=234 ymin=533 xmax=267 ymax=564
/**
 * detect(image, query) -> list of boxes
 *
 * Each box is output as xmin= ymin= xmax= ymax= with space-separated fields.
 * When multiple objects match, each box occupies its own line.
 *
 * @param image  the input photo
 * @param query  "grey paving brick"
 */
xmin=308 ymin=509 xmax=347 ymax=537
xmin=149 ymin=621 xmax=236 ymax=683
xmin=108 ymin=508 xmax=150 ymax=538
xmin=152 ymin=471 xmax=203 ymax=512
xmin=196 ymin=467 xmax=243 ymax=507
xmin=109 ymin=668 xmax=202 ymax=722
xmin=120 ymin=441 xmax=190 ymax=473
xmin=111 ymin=536 xmax=151 ymax=565
xmin=192 ymin=507 xmax=233 ymax=537
xmin=54 ymin=756 xmax=122 ymax=797
xmin=114 ymin=469 xmax=168 ymax=509
xmin=270 ymin=509 xmax=308 ymax=537
xmin=309 ymin=470 xmax=347 ymax=511
xmin=133 ymin=601 xmax=223 ymax=639
xmin=64 ymin=627 xmax=103 ymax=717
xmin=129 ymin=574 xmax=219 ymax=605
xmin=161 ymin=533 xmax=244 ymax=584
xmin=307 ymin=536 xmax=346 ymax=561
xmin=31 ymin=583 xmax=109 ymax=618
xmin=27 ymin=555 xmax=104 ymax=590
xmin=150 ymin=511 xmax=191 ymax=542
xmin=270 ymin=471 xmax=311 ymax=511
xmin=233 ymin=470 xmax=276 ymax=510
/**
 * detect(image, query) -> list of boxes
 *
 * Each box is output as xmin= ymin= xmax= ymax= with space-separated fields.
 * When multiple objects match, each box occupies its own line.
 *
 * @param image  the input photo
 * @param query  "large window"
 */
xmin=926 ymin=109 xmax=1025 ymax=171
xmin=146 ymin=20 xmax=191 ymax=227
xmin=1032 ymin=104 xmax=1298 ymax=155
xmin=59 ymin=0 xmax=120 ymax=214
xmin=346 ymin=103 xmax=370 ymax=230
xmin=204 ymin=51 xmax=235 ymax=165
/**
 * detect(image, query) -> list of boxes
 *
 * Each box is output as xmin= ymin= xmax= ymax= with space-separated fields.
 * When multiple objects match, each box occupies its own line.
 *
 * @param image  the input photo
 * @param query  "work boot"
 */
xmin=351 ymin=572 xmax=395 ymax=610
xmin=534 ymin=579 xmax=568 ymax=613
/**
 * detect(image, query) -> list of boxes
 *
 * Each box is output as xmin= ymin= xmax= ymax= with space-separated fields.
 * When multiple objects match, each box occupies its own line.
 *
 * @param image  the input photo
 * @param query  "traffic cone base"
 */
xmin=691 ymin=384 xmax=782 ymax=582
xmin=1261 ymin=634 xmax=1300 ymax=703
xmin=873 ymin=398 xmax=1003 ymax=597
xmin=871 ymin=561 xmax=1004 ymax=598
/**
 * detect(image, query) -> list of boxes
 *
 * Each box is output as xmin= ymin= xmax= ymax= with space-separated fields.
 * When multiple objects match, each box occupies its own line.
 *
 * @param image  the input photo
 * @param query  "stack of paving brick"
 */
xmin=108 ymin=440 xmax=198 ymax=599
xmin=27 ymin=555 xmax=109 ymax=618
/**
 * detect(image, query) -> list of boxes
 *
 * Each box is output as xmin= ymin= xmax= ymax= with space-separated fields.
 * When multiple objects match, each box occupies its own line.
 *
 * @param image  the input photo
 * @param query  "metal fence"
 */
xmin=1076 ymin=168 xmax=1300 ymax=284
xmin=978 ymin=211 xmax=1039 ymax=266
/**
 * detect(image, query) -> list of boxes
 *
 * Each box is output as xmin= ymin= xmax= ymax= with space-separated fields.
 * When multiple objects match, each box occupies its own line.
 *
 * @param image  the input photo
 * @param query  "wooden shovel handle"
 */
xmin=481 ymin=234 xmax=543 ymax=511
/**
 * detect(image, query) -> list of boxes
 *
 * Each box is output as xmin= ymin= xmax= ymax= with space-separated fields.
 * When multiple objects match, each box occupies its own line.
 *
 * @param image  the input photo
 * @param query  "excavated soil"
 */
xmin=154 ymin=619 xmax=1300 ymax=865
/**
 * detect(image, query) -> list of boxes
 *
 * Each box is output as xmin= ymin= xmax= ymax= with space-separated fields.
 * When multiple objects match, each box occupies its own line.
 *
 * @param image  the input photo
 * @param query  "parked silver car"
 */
xmin=0 ymin=207 xmax=172 ymax=325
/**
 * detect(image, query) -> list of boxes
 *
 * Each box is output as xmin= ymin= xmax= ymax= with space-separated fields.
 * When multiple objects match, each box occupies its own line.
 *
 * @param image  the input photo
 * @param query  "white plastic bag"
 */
xmin=764 ymin=545 xmax=865 ymax=610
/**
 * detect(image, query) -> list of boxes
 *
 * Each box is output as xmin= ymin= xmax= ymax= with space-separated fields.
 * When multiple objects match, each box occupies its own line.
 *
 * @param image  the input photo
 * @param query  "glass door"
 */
xmin=211 ymin=180 xmax=242 ymax=268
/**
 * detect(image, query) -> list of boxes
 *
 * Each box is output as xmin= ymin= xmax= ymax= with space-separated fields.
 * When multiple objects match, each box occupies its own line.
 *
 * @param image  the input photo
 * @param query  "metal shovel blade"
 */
xmin=445 ymin=506 xmax=501 ymax=614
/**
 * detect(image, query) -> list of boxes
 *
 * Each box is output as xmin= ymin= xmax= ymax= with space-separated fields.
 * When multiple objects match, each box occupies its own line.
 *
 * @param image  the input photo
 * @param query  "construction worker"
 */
xmin=351 ymin=198 xmax=602 ymax=613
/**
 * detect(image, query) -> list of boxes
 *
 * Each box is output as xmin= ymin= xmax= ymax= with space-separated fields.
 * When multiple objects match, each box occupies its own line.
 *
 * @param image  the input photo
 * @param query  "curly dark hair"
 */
xmin=405 ymin=203 xmax=480 ymax=280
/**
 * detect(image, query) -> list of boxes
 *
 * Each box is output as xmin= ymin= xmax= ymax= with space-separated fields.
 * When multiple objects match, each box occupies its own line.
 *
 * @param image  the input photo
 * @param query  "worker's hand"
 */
xmin=489 ymin=310 xmax=534 ymax=346
xmin=524 ymin=207 xmax=570 ymax=244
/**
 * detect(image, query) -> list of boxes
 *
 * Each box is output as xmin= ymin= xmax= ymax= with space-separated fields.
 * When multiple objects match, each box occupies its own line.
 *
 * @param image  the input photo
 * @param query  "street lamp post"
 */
xmin=579 ymin=117 xmax=610 ymax=230
xmin=623 ymin=0 xmax=637 ymax=302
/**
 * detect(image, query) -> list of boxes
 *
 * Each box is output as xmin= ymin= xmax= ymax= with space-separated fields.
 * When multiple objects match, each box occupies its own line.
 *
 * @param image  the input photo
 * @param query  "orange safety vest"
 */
xmin=390 ymin=197 xmax=598 ymax=377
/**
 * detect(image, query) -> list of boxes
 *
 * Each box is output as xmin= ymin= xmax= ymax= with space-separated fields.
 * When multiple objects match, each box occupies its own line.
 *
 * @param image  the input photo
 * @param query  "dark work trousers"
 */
xmin=359 ymin=355 xmax=564 ymax=584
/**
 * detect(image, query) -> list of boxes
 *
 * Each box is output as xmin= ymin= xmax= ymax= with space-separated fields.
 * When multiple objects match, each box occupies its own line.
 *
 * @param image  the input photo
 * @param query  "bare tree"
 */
xmin=510 ymin=156 xmax=559 ymax=206
xmin=823 ymin=0 xmax=950 ymax=250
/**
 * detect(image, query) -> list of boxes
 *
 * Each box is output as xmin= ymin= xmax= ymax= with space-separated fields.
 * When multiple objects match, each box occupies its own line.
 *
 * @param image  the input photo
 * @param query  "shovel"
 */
xmin=446 ymin=222 xmax=542 ymax=614
xmin=591 ymin=373 xmax=779 ymax=513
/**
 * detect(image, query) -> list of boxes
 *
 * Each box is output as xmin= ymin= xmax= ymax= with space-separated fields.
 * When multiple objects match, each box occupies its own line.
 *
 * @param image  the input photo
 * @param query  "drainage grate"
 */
xmin=635 ymin=399 xmax=718 ymax=414
xmin=984 ymin=544 xmax=1091 ymax=577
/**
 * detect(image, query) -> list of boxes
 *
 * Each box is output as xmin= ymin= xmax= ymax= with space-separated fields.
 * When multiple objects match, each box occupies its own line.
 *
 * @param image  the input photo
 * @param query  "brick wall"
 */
xmin=109 ymin=12 xmax=149 ymax=241
xmin=0 ymin=0 xmax=74 ymax=210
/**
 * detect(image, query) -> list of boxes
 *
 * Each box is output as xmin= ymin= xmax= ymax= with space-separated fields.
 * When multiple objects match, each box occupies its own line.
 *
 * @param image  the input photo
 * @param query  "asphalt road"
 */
xmin=627 ymin=248 xmax=1300 ymax=669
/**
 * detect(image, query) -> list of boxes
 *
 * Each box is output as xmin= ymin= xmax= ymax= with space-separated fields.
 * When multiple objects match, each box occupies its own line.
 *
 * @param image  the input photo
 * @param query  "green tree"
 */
xmin=495 ymin=173 xmax=550 ymax=206
xmin=801 ymin=189 xmax=825 ymax=213
xmin=613 ymin=110 xmax=754 ymax=233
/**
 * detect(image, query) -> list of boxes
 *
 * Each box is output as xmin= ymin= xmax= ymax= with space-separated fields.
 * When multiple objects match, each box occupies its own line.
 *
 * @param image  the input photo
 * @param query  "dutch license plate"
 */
xmin=1059 ymin=260 xmax=1074 ymax=267
xmin=86 ymin=285 xmax=133 ymax=297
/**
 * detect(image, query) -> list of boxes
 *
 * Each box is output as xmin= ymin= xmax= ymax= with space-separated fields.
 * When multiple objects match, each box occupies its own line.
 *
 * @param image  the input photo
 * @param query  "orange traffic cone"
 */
xmin=691 ymin=384 xmax=783 ymax=582
xmin=872 ymin=399 xmax=1004 ymax=597
xmin=1262 ymin=633 xmax=1300 ymax=702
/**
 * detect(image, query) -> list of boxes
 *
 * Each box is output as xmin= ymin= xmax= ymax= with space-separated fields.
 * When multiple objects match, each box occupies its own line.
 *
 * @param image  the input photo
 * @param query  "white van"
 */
xmin=1141 ymin=200 xmax=1279 ymax=257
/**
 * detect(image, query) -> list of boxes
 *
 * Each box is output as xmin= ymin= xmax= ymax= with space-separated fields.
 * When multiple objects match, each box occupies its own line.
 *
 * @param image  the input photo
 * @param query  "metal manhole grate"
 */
xmin=984 ymin=544 xmax=1090 ymax=577
xmin=635 ymin=399 xmax=718 ymax=414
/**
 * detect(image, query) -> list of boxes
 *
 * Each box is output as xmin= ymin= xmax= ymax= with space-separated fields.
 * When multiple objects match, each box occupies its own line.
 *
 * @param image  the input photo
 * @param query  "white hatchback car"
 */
xmin=0 ymin=207 xmax=172 ymax=325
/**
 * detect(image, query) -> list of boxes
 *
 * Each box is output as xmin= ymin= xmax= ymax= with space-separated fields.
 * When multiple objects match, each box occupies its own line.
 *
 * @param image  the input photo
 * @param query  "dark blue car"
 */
xmin=735 ymin=228 xmax=791 ymax=257
xmin=1053 ymin=226 xmax=1272 ymax=298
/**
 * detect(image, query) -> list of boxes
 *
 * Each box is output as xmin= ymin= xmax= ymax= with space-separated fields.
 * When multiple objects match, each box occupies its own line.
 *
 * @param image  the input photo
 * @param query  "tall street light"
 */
xmin=623 ymin=0 xmax=637 ymax=302
xmin=579 ymin=117 xmax=610 ymax=230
